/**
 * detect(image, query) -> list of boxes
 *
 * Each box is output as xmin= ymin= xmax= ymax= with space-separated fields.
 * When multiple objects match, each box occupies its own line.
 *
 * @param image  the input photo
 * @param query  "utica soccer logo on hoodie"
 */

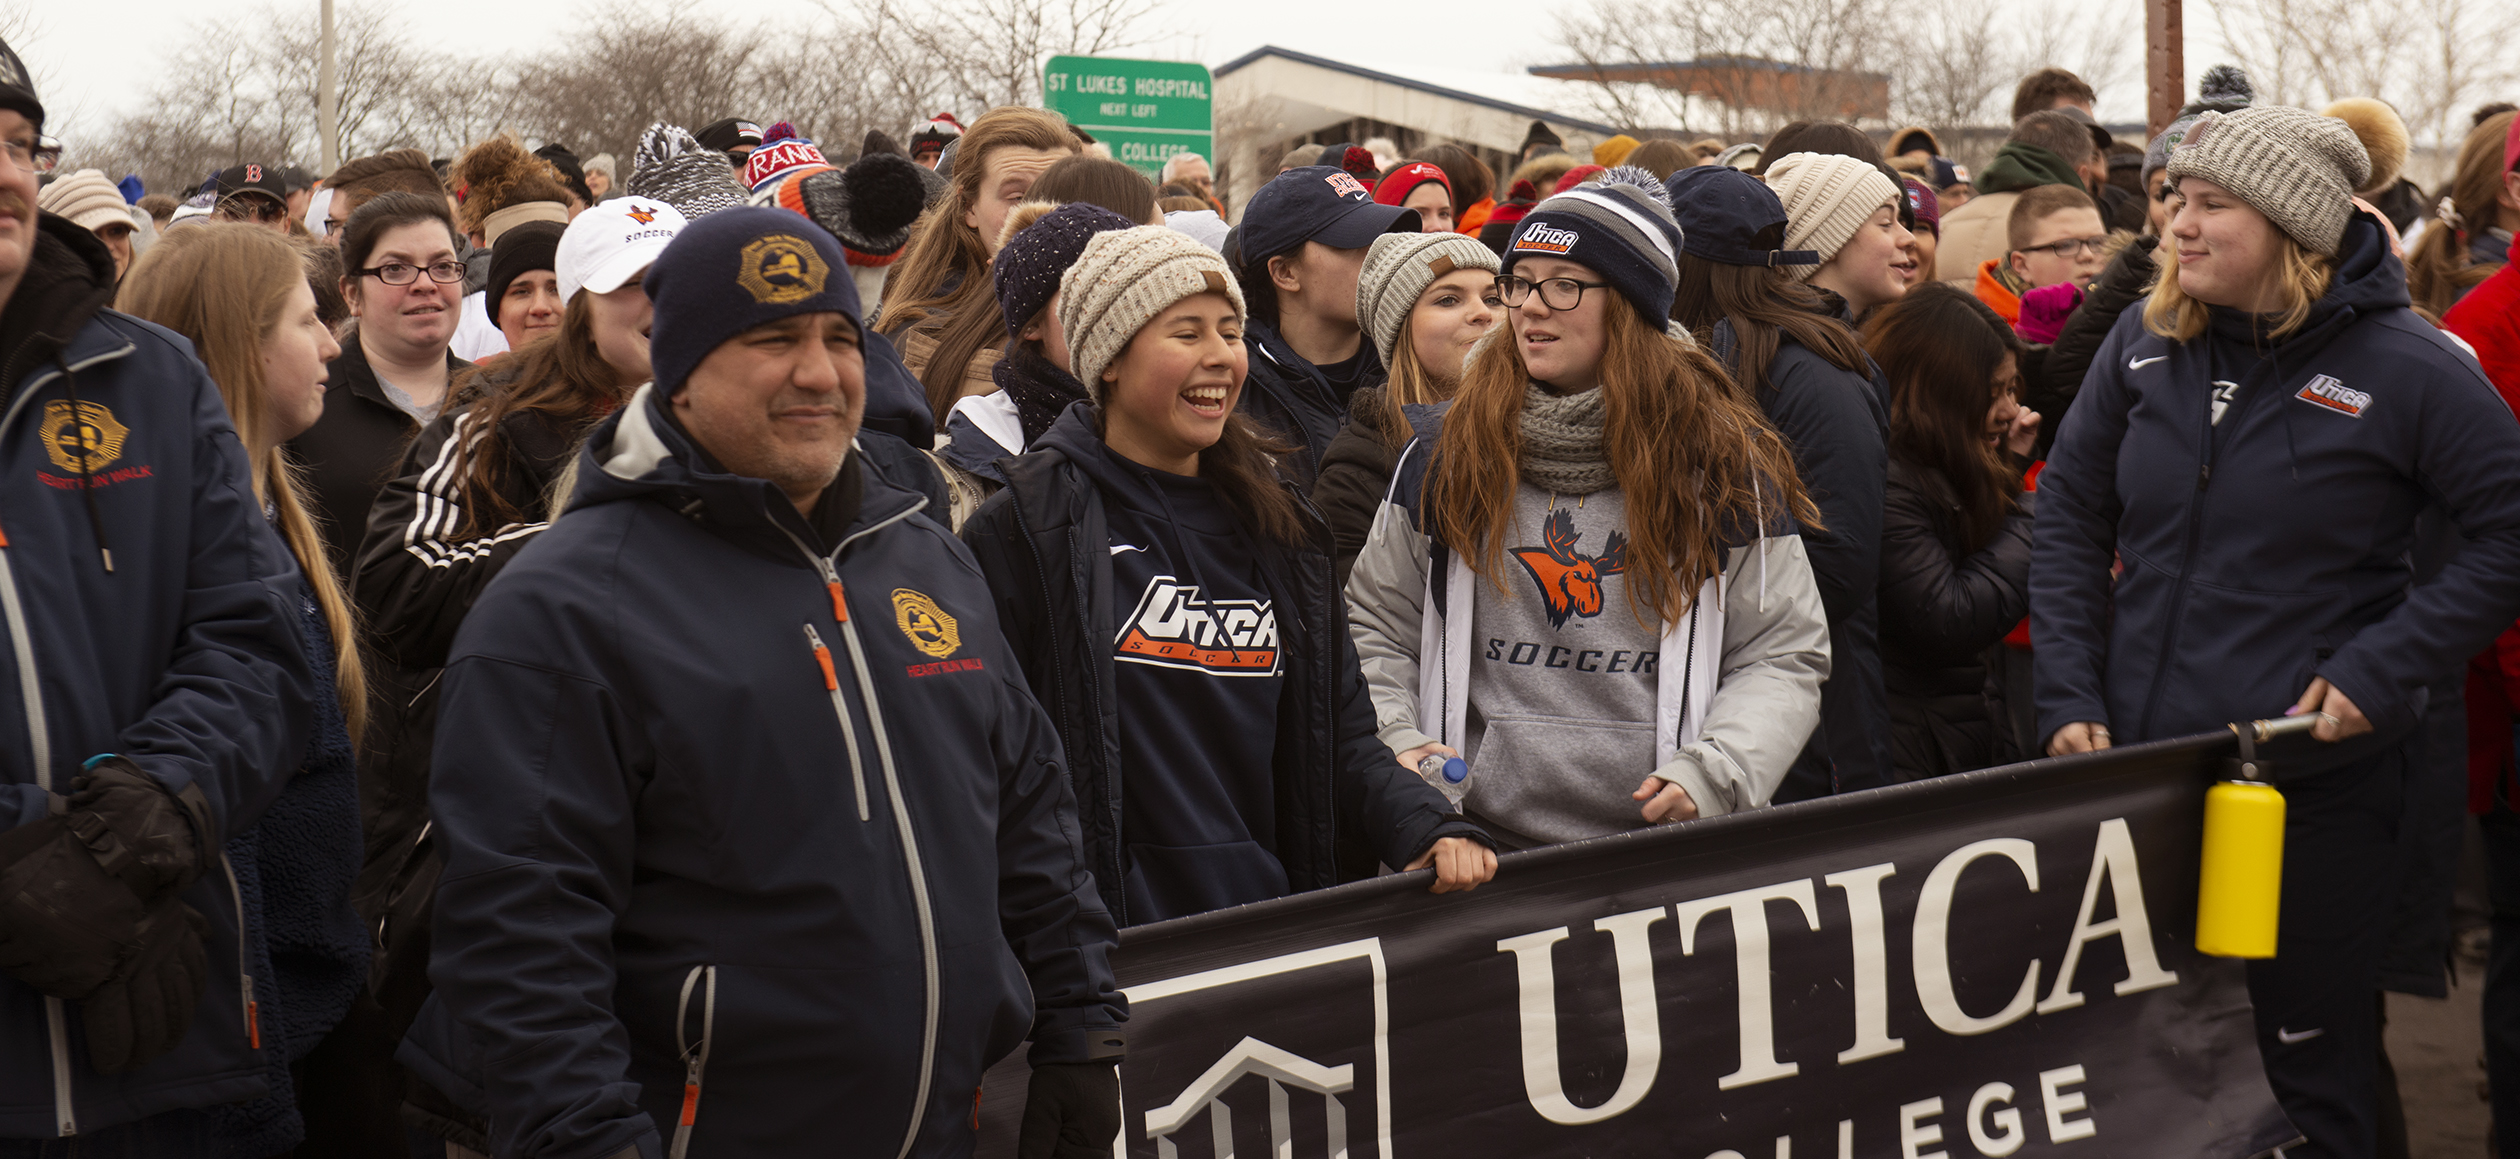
xmin=1116 ymin=575 xmax=1280 ymax=676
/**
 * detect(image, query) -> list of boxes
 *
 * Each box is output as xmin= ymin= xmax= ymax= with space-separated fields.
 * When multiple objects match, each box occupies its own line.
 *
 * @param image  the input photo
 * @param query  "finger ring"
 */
xmin=2318 ymin=711 xmax=2339 ymax=727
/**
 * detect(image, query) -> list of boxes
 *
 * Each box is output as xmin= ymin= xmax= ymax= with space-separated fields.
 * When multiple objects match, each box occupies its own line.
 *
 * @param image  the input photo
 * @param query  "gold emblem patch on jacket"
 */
xmin=737 ymin=235 xmax=828 ymax=304
xmin=892 ymin=588 xmax=960 ymax=658
xmin=39 ymin=401 xmax=128 ymax=473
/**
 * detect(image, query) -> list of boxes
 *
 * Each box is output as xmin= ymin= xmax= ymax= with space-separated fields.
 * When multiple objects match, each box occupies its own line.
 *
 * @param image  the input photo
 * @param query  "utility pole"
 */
xmin=318 ymin=0 xmax=340 ymax=173
xmin=2146 ymin=0 xmax=2184 ymax=142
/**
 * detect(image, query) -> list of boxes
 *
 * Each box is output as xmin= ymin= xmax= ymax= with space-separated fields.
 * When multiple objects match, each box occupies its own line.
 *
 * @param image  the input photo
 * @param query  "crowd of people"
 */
xmin=6 ymin=25 xmax=2520 ymax=1159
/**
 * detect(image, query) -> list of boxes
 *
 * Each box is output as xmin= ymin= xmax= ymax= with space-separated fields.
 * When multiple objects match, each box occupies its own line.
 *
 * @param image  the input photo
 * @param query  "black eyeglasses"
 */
xmin=2021 ymin=235 xmax=2110 ymax=260
xmin=357 ymin=260 xmax=466 ymax=286
xmin=1496 ymin=275 xmax=1611 ymax=311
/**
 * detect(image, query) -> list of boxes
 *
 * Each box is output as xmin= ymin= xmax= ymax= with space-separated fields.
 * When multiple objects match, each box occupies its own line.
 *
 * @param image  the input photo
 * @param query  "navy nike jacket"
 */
xmin=2031 ymin=211 xmax=2520 ymax=757
xmin=414 ymin=385 xmax=1122 ymax=1159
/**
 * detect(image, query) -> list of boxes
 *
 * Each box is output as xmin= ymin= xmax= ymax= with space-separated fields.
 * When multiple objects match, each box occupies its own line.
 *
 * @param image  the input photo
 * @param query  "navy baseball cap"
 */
xmin=215 ymin=163 xmax=288 ymax=206
xmin=643 ymin=205 xmax=861 ymax=397
xmin=1235 ymin=165 xmax=1419 ymax=270
xmin=1665 ymin=166 xmax=1818 ymax=269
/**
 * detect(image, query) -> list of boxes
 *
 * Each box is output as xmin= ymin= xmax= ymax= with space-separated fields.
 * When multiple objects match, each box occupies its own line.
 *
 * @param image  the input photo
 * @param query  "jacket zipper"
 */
xmin=771 ymin=499 xmax=941 ymax=1155
xmin=800 ymin=623 xmax=871 ymax=821
xmin=221 ymin=853 xmax=258 ymax=1053
xmin=670 ymin=965 xmax=717 ymax=1159
xmin=2139 ymin=357 xmax=2248 ymax=737
xmin=0 ymin=520 xmax=75 ymax=1135
xmin=1062 ymin=525 xmax=1126 ymax=926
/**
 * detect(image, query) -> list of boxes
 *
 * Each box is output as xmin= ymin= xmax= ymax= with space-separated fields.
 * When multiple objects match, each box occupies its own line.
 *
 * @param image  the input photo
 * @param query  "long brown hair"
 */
xmin=116 ymin=225 xmax=369 ymax=741
xmin=1426 ymin=299 xmax=1817 ymax=625
xmin=443 ymin=292 xmax=636 ymax=528
xmin=876 ymin=107 xmax=1078 ymax=415
xmin=2408 ymin=111 xmax=2516 ymax=314
xmin=1861 ymin=284 xmax=2022 ymax=553
xmin=1669 ymin=251 xmax=1871 ymax=396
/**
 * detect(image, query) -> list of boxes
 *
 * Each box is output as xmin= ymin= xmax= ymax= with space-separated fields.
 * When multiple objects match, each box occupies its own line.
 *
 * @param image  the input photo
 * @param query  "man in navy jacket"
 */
xmin=0 ymin=43 xmax=317 ymax=1146
xmin=416 ymin=208 xmax=1124 ymax=1159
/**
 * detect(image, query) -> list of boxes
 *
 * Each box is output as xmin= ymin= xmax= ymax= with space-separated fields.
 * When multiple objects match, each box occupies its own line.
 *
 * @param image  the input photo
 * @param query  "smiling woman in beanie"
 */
xmin=1345 ymin=172 xmax=1832 ymax=850
xmin=960 ymin=225 xmax=1495 ymax=926
xmin=2033 ymin=104 xmax=2520 ymax=1159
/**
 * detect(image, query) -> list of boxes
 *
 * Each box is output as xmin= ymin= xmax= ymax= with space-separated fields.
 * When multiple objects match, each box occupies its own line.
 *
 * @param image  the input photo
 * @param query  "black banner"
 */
xmin=982 ymin=733 xmax=2299 ymax=1157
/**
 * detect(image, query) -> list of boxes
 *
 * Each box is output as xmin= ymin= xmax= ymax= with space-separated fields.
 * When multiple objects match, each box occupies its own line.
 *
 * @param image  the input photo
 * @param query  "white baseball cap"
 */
xmin=557 ymin=197 xmax=687 ymax=303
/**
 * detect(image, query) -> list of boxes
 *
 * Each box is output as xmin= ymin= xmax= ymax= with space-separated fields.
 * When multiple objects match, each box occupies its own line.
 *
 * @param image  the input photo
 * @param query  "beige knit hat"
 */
xmin=1059 ymin=225 xmax=1247 ymax=400
xmin=1356 ymin=232 xmax=1500 ymax=369
xmin=2167 ymin=106 xmax=2371 ymax=256
xmin=37 ymin=169 xmax=136 ymax=234
xmin=1762 ymin=152 xmax=1902 ymax=281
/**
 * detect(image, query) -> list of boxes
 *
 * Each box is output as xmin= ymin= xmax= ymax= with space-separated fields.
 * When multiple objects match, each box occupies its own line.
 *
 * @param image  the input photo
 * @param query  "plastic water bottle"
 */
xmin=1417 ymin=752 xmax=1471 ymax=810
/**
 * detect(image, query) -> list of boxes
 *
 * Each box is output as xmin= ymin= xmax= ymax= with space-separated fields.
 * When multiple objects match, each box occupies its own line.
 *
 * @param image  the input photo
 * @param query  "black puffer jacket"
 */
xmin=1877 ymin=459 xmax=2035 ymax=779
xmin=1312 ymin=386 xmax=1405 ymax=587
xmin=960 ymin=404 xmax=1479 ymax=926
xmin=2037 ymin=235 xmax=2157 ymax=459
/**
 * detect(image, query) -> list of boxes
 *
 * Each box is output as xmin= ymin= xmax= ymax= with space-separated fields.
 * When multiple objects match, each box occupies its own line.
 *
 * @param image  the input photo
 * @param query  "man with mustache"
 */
xmin=0 ymin=34 xmax=319 ymax=1148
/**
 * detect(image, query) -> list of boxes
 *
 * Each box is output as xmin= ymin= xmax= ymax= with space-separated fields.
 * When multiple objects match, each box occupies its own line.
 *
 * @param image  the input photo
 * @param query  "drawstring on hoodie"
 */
xmin=56 ymin=357 xmax=113 ymax=574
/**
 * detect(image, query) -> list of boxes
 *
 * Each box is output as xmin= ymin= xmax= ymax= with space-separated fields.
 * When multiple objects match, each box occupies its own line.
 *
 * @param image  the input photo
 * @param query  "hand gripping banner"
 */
xmin=981 ymin=731 xmax=2299 ymax=1157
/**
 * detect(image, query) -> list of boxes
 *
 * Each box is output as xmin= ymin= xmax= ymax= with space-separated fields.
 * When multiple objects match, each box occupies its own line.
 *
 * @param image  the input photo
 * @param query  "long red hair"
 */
xmin=1426 ymin=303 xmax=1816 ymax=625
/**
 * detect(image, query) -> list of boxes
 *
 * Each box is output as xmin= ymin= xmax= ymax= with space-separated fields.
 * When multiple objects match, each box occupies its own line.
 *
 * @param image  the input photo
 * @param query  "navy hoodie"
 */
xmin=2032 ymin=211 xmax=2520 ymax=761
xmin=412 ymin=386 xmax=1121 ymax=1159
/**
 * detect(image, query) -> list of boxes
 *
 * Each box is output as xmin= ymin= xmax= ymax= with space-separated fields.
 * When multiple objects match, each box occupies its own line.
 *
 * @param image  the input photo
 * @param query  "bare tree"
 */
xmin=837 ymin=0 xmax=1164 ymax=117
xmin=2210 ymin=0 xmax=2520 ymax=163
xmin=1548 ymin=0 xmax=1898 ymax=141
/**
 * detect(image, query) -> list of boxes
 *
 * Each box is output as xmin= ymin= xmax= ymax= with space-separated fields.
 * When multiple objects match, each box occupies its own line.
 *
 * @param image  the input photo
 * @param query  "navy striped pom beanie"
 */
xmin=1500 ymin=166 xmax=1683 ymax=325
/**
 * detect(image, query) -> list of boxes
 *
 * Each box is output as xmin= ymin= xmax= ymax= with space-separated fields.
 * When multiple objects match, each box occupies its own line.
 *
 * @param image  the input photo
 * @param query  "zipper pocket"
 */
xmin=671 ymin=965 xmax=718 ymax=1159
xmin=801 ymin=625 xmax=871 ymax=821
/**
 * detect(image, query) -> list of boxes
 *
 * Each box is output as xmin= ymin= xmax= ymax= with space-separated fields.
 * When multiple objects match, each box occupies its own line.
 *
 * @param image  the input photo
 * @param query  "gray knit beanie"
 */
xmin=1060 ymin=226 xmax=1248 ymax=400
xmin=2165 ymin=105 xmax=2370 ymax=256
xmin=627 ymin=122 xmax=749 ymax=221
xmin=2145 ymin=64 xmax=2254 ymax=181
xmin=1763 ymin=152 xmax=1903 ymax=281
xmin=1357 ymin=232 xmax=1500 ymax=369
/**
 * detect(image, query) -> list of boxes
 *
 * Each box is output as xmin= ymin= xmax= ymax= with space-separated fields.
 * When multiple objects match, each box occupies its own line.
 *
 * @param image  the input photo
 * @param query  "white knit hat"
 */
xmin=1356 ymin=232 xmax=1500 ymax=369
xmin=37 ymin=169 xmax=135 ymax=235
xmin=1059 ymin=226 xmax=1247 ymax=401
xmin=1763 ymin=152 xmax=1903 ymax=281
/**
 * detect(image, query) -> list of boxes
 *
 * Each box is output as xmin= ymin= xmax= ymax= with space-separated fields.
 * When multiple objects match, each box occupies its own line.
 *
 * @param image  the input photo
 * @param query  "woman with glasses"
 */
xmin=285 ymin=190 xmax=471 ymax=573
xmin=1667 ymin=163 xmax=1893 ymax=800
xmin=1346 ymin=175 xmax=1831 ymax=851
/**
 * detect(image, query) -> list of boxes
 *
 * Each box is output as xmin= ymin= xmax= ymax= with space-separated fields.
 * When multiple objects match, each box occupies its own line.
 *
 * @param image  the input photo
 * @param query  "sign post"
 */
xmin=1042 ymin=55 xmax=1215 ymax=182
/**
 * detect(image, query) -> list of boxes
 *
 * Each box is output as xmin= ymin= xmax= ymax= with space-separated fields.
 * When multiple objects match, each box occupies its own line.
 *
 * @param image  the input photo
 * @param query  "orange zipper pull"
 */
xmin=827 ymin=581 xmax=848 ymax=622
xmin=680 ymin=1080 xmax=701 ymax=1126
xmin=247 ymin=1000 xmax=260 ymax=1050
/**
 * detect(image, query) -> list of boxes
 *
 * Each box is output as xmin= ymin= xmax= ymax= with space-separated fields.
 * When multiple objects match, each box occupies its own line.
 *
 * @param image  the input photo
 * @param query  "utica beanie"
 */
xmin=1763 ymin=152 xmax=1902 ymax=280
xmin=1059 ymin=226 xmax=1246 ymax=401
xmin=2166 ymin=106 xmax=2370 ymax=256
xmin=628 ymin=122 xmax=749 ymax=221
xmin=37 ymin=170 xmax=133 ymax=234
xmin=1357 ymin=231 xmax=1499 ymax=368
xmin=1501 ymin=166 xmax=1683 ymax=325
xmin=997 ymin=201 xmax=1140 ymax=340
xmin=642 ymin=206 xmax=857 ymax=397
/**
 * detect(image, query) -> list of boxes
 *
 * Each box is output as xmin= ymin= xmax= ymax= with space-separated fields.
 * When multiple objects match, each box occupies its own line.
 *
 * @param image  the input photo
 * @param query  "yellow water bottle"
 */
xmin=2194 ymin=715 xmax=2312 ymax=958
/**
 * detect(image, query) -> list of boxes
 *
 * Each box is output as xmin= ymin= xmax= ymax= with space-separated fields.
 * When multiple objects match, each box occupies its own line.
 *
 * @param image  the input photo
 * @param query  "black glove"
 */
xmin=0 ymin=814 xmax=154 ymax=999
xmin=1018 ymin=1062 xmax=1121 ymax=1159
xmin=66 ymin=757 xmax=211 ymax=903
xmin=80 ymin=898 xmax=209 ymax=1074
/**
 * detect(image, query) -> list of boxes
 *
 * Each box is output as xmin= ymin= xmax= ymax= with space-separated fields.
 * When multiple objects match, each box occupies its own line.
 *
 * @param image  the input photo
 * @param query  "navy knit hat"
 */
xmin=1664 ymin=165 xmax=1818 ymax=268
xmin=1501 ymin=166 xmax=1684 ymax=325
xmin=995 ymin=202 xmax=1139 ymax=340
xmin=643 ymin=206 xmax=860 ymax=397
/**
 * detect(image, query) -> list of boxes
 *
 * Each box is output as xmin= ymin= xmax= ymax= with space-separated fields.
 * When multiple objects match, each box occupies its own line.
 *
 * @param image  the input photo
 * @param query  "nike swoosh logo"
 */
xmin=2276 ymin=1027 xmax=2324 ymax=1044
xmin=1110 ymin=544 xmax=1146 ymax=556
xmin=2129 ymin=355 xmax=2168 ymax=370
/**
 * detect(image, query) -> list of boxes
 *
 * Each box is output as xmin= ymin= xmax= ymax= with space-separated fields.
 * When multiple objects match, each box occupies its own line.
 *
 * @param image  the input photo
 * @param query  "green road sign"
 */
xmin=1043 ymin=55 xmax=1215 ymax=181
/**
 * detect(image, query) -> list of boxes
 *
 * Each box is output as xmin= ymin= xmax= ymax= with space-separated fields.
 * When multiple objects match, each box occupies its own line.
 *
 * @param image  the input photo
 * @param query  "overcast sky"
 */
xmin=16 ymin=0 xmax=2211 ymax=143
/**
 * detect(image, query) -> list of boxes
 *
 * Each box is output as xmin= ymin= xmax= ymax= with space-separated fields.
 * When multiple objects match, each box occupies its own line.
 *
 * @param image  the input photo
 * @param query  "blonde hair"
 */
xmin=2142 ymin=214 xmax=2336 ymax=344
xmin=116 ymin=225 xmax=369 ymax=742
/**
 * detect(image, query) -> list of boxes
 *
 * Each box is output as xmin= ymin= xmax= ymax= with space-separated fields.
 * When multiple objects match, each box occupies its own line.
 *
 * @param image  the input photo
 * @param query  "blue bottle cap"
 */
xmin=1441 ymin=756 xmax=1469 ymax=784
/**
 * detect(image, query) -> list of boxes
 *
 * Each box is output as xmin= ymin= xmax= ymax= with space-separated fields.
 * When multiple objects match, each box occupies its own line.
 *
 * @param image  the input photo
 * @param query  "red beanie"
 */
xmin=1374 ymin=161 xmax=1450 ymax=207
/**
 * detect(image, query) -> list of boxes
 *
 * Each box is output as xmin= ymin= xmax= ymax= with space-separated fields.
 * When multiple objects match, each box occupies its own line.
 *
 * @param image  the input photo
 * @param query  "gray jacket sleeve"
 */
xmin=1650 ymin=536 xmax=1832 ymax=817
xmin=1344 ymin=496 xmax=1440 ymax=757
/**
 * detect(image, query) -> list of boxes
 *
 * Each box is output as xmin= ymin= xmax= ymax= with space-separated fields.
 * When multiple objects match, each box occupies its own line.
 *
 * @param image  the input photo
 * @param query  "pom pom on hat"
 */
xmin=743 ymin=122 xmax=832 ymax=192
xmin=752 ymin=150 xmax=931 ymax=265
xmin=2193 ymin=65 xmax=2255 ymax=114
xmin=2321 ymin=97 xmax=2409 ymax=195
xmin=1339 ymin=146 xmax=1379 ymax=183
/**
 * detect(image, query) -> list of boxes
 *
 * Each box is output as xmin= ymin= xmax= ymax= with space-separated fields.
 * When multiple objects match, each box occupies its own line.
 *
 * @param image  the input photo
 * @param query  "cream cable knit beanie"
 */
xmin=1763 ymin=152 xmax=1902 ymax=281
xmin=1356 ymin=231 xmax=1500 ymax=370
xmin=36 ymin=170 xmax=134 ymax=235
xmin=1060 ymin=226 xmax=1248 ymax=400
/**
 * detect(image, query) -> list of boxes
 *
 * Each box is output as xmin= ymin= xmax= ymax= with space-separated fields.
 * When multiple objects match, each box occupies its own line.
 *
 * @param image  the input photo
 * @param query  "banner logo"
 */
xmin=890 ymin=588 xmax=960 ymax=658
xmin=1116 ymin=575 xmax=1279 ymax=676
xmin=2295 ymin=374 xmax=2369 ymax=418
xmin=1128 ymin=940 xmax=1391 ymax=1159
xmin=1512 ymin=509 xmax=1627 ymax=628
xmin=39 ymin=401 xmax=128 ymax=474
